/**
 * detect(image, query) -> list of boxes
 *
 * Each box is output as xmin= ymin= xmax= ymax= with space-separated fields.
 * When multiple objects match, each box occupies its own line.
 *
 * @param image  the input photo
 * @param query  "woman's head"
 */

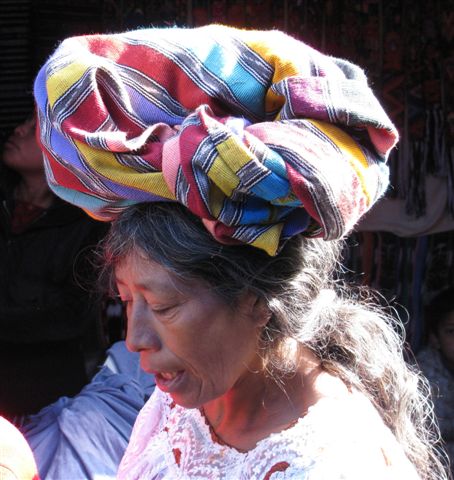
xmin=103 ymin=202 xmax=347 ymax=407
xmin=426 ymin=289 xmax=454 ymax=370
xmin=101 ymin=202 xmax=343 ymax=375
xmin=2 ymin=116 xmax=43 ymax=177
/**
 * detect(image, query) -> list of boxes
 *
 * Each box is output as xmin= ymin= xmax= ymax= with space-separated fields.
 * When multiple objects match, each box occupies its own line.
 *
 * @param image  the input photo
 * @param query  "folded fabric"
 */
xmin=34 ymin=24 xmax=398 ymax=255
xmin=20 ymin=342 xmax=155 ymax=480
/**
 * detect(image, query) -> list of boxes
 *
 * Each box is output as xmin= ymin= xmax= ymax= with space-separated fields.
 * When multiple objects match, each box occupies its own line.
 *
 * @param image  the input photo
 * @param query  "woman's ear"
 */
xmin=238 ymin=291 xmax=271 ymax=327
xmin=251 ymin=296 xmax=271 ymax=327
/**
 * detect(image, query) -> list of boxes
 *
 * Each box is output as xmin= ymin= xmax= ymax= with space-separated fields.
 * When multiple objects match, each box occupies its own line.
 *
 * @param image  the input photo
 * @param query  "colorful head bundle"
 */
xmin=34 ymin=25 xmax=398 ymax=255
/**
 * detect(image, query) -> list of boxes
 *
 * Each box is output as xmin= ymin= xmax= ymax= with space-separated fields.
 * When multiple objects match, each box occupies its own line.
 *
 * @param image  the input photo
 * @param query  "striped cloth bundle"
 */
xmin=34 ymin=24 xmax=398 ymax=255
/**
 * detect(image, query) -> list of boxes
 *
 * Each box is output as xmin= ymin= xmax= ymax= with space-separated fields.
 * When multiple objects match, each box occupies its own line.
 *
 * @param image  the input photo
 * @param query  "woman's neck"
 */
xmin=15 ymin=176 xmax=54 ymax=209
xmin=201 ymin=346 xmax=348 ymax=452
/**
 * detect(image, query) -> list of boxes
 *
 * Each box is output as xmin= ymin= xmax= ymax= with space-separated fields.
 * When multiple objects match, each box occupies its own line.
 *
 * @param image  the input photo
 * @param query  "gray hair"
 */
xmin=100 ymin=202 xmax=449 ymax=480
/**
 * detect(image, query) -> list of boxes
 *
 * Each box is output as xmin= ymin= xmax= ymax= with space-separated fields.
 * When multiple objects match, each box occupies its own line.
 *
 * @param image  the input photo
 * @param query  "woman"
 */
xmin=418 ymin=289 xmax=454 ymax=477
xmin=104 ymin=202 xmax=444 ymax=479
xmin=0 ymin=116 xmax=108 ymax=418
xmin=33 ymin=25 xmax=449 ymax=479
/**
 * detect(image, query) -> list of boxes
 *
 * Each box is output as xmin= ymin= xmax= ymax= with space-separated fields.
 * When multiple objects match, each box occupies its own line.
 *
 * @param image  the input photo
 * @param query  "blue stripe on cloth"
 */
xmin=34 ymin=67 xmax=49 ymax=114
xmin=49 ymin=129 xmax=91 ymax=173
xmin=124 ymin=30 xmax=269 ymax=120
xmin=249 ymin=172 xmax=291 ymax=201
xmin=100 ymin=177 xmax=171 ymax=202
xmin=262 ymin=148 xmax=289 ymax=179
xmin=47 ymin=133 xmax=113 ymax=198
xmin=281 ymin=208 xmax=312 ymax=237
xmin=223 ymin=35 xmax=274 ymax=87
xmin=48 ymin=183 xmax=122 ymax=211
xmin=239 ymin=197 xmax=294 ymax=224
xmin=48 ymin=183 xmax=160 ymax=218
xmin=124 ymin=84 xmax=185 ymax=126
xmin=191 ymin=41 xmax=268 ymax=118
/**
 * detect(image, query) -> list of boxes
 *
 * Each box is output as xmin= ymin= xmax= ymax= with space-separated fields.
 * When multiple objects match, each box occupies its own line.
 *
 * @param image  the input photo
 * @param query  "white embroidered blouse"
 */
xmin=118 ymin=387 xmax=420 ymax=479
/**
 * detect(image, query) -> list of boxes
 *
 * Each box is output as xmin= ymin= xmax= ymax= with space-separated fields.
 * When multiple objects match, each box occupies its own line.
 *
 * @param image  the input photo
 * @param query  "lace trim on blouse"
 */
xmin=118 ymin=387 xmax=420 ymax=480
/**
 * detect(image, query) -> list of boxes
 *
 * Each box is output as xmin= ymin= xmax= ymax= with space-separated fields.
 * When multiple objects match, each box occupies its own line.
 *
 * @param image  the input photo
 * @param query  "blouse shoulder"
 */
xmin=289 ymin=392 xmax=420 ymax=480
xmin=248 ymin=392 xmax=420 ymax=479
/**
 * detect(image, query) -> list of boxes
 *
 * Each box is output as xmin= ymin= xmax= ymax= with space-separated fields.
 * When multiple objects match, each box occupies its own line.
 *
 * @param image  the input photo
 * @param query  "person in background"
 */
xmin=34 ymin=25 xmax=450 ymax=479
xmin=418 ymin=288 xmax=454 ymax=477
xmin=0 ymin=116 xmax=109 ymax=419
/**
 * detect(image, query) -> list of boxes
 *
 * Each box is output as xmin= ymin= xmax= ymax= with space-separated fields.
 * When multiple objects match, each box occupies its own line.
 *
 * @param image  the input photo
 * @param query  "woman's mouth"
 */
xmin=154 ymin=370 xmax=185 ymax=392
xmin=4 ymin=139 xmax=17 ymax=150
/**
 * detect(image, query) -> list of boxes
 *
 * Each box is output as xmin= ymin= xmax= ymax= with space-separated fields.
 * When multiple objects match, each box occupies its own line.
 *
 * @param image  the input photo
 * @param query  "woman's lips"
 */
xmin=154 ymin=370 xmax=185 ymax=393
xmin=3 ymin=139 xmax=18 ymax=150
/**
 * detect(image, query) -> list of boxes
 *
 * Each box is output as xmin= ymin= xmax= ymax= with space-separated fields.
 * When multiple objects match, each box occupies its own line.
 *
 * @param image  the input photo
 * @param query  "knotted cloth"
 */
xmin=34 ymin=25 xmax=398 ymax=255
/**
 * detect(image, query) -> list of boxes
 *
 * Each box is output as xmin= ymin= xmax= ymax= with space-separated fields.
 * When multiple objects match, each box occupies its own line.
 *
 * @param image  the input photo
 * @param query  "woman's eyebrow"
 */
xmin=115 ymin=275 xmax=174 ymax=295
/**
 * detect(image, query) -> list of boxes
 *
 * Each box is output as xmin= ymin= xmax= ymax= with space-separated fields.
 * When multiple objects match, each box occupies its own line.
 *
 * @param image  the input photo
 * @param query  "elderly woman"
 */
xmin=33 ymin=25 xmax=448 ymax=479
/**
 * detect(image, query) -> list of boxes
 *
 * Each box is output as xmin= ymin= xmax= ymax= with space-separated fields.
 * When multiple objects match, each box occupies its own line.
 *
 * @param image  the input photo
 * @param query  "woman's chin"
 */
xmin=168 ymin=387 xmax=219 ymax=410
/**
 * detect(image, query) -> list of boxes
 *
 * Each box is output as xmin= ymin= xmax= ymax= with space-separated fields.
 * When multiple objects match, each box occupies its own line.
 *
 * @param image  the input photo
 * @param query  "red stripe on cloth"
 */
xmin=286 ymin=163 xmax=323 ymax=228
xmin=79 ymin=35 xmax=127 ymax=61
xmin=202 ymin=218 xmax=240 ymax=246
xmin=86 ymin=36 xmax=230 ymax=116
xmin=47 ymin=153 xmax=94 ymax=194
xmin=59 ymin=82 xmax=145 ymax=144
xmin=141 ymin=141 xmax=164 ymax=169
xmin=60 ymin=90 xmax=108 ymax=137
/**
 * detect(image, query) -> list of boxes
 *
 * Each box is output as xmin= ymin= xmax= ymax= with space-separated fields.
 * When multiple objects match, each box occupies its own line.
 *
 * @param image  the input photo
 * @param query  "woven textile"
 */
xmin=34 ymin=25 xmax=398 ymax=255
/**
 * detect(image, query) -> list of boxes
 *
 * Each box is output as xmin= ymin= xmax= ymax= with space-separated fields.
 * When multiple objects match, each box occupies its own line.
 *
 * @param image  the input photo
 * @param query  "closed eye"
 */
xmin=152 ymin=306 xmax=171 ymax=313
xmin=151 ymin=304 xmax=178 ymax=319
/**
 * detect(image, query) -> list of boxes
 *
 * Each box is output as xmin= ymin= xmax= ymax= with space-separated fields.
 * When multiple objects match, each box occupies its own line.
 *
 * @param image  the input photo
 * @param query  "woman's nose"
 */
xmin=13 ymin=120 xmax=33 ymax=137
xmin=125 ymin=303 xmax=162 ymax=353
xmin=13 ymin=124 xmax=26 ymax=137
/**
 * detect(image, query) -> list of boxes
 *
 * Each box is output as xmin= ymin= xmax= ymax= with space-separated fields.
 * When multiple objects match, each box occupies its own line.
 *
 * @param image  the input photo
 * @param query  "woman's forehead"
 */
xmin=114 ymin=252 xmax=201 ymax=296
xmin=440 ymin=311 xmax=454 ymax=327
xmin=115 ymin=253 xmax=168 ymax=287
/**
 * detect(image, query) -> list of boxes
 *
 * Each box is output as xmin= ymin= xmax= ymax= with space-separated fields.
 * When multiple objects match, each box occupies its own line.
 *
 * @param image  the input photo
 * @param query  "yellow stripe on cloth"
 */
xmin=208 ymin=183 xmax=226 ymax=218
xmin=208 ymin=138 xmax=254 ymax=196
xmin=307 ymin=119 xmax=372 ymax=206
xmin=241 ymin=30 xmax=304 ymax=115
xmin=83 ymin=209 xmax=108 ymax=221
xmin=47 ymin=60 xmax=89 ymax=108
xmin=251 ymin=223 xmax=284 ymax=256
xmin=75 ymin=140 xmax=176 ymax=200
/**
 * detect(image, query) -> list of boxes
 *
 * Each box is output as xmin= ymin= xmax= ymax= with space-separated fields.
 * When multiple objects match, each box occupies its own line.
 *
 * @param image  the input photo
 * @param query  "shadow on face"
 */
xmin=2 ymin=117 xmax=44 ymax=177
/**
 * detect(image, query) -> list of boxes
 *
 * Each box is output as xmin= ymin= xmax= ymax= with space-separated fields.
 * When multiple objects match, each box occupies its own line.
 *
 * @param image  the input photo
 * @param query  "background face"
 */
xmin=436 ymin=312 xmax=454 ymax=370
xmin=2 ymin=117 xmax=44 ymax=176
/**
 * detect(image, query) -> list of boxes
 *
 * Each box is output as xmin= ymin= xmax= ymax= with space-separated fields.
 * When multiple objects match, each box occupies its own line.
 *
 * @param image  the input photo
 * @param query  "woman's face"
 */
xmin=115 ymin=251 xmax=265 ymax=408
xmin=2 ymin=117 xmax=43 ymax=175
xmin=435 ymin=312 xmax=454 ymax=371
